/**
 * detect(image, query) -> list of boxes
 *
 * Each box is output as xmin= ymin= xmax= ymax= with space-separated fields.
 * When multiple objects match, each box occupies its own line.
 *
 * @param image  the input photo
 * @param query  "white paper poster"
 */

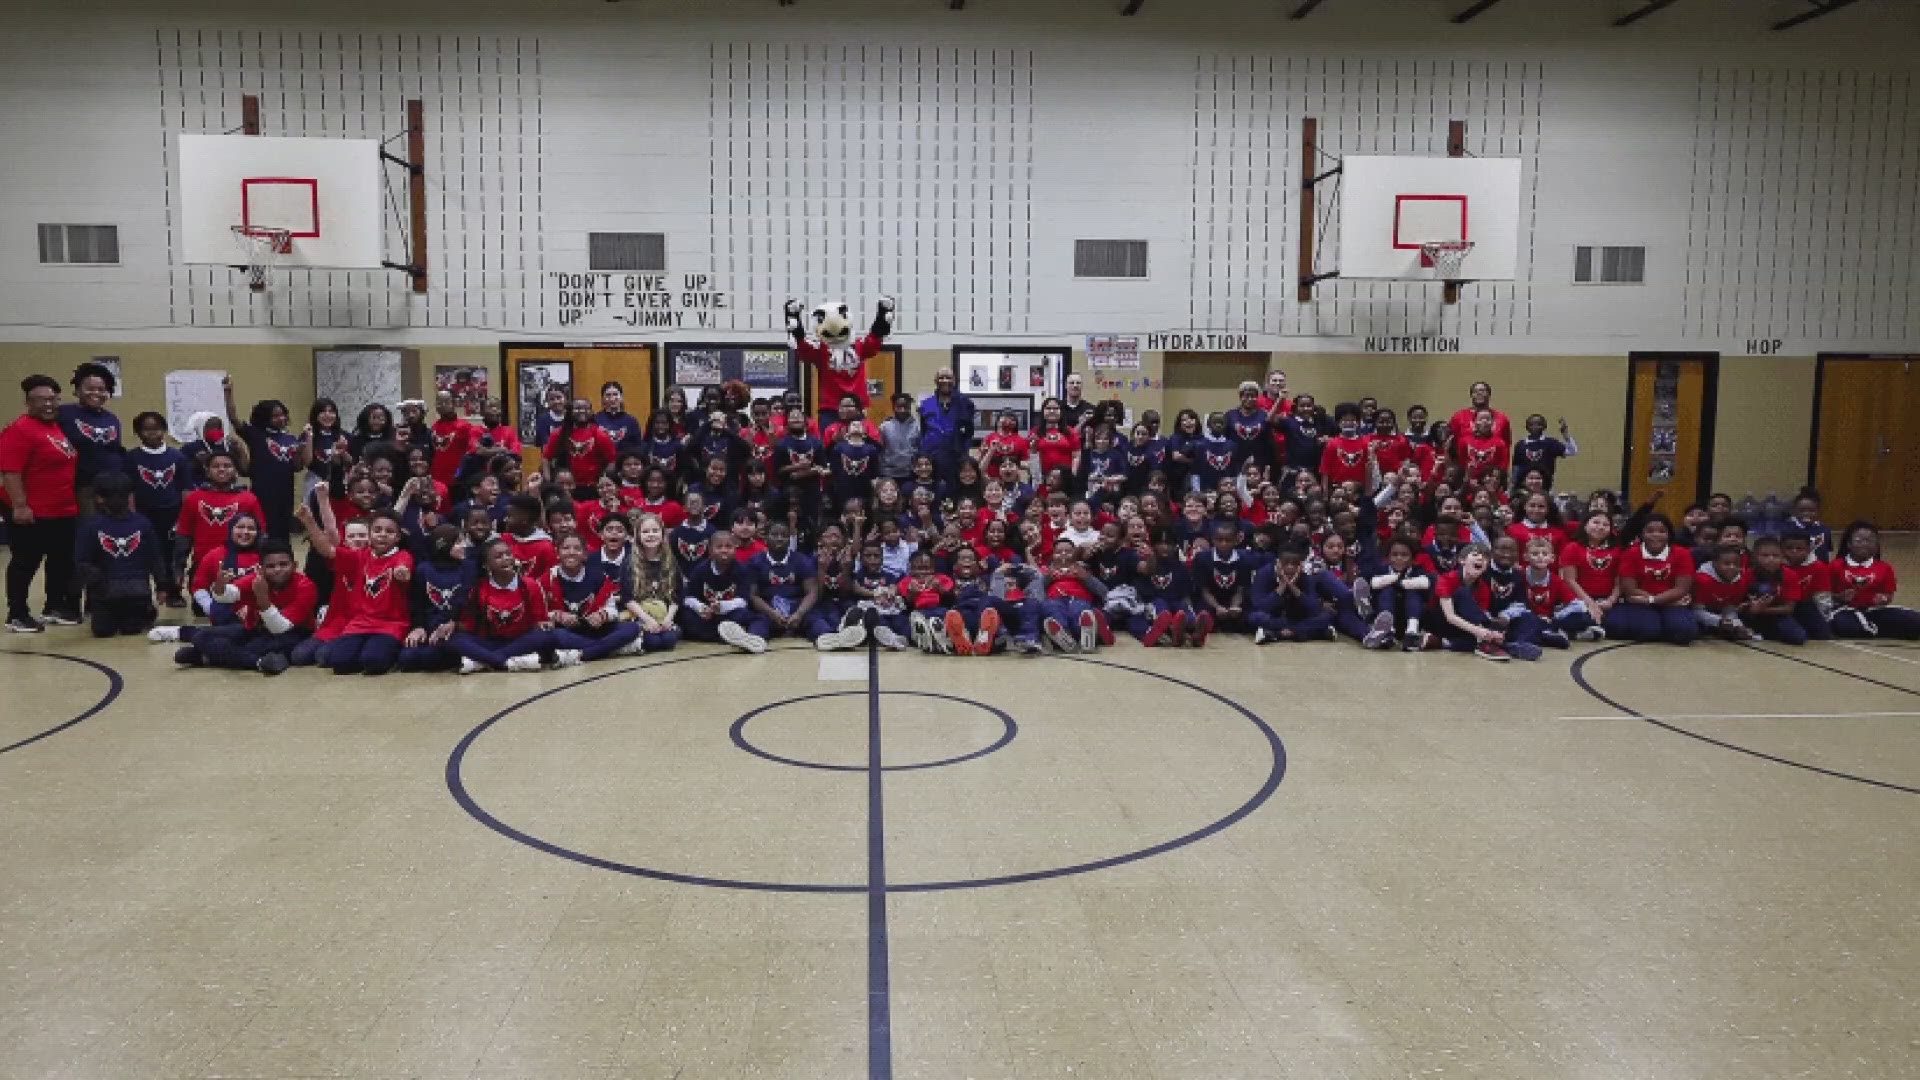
xmin=163 ymin=369 xmax=228 ymax=441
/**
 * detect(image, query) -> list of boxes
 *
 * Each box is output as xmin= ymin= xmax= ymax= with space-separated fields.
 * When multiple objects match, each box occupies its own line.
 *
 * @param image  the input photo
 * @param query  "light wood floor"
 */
xmin=2 ymin=539 xmax=1916 ymax=1079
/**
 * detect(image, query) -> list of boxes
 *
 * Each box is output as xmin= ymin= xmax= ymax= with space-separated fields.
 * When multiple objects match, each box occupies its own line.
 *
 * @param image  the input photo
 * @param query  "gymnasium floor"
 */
xmin=2 ymin=540 xmax=1916 ymax=1080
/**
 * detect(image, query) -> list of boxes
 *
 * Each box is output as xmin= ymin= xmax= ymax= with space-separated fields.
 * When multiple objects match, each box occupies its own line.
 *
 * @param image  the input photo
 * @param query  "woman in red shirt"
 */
xmin=543 ymin=398 xmax=618 ymax=497
xmin=1 ymin=375 xmax=82 ymax=630
xmin=1829 ymin=522 xmax=1920 ymax=639
xmin=1030 ymin=398 xmax=1082 ymax=486
xmin=1605 ymin=514 xmax=1698 ymax=645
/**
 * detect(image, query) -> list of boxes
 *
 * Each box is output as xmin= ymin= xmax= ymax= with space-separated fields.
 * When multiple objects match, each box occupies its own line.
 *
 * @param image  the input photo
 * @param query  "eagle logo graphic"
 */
xmin=1588 ymin=553 xmax=1614 ymax=572
xmin=842 ymin=454 xmax=870 ymax=476
xmin=73 ymin=419 xmax=118 ymax=444
xmin=1151 ymin=572 xmax=1174 ymax=591
xmin=425 ymin=582 xmax=458 ymax=610
xmin=201 ymin=503 xmax=238 ymax=527
xmin=266 ymin=438 xmax=297 ymax=463
xmin=46 ymin=434 xmax=76 ymax=459
xmin=767 ymin=566 xmax=796 ymax=588
xmin=433 ymin=431 xmax=454 ymax=452
xmin=1206 ymin=449 xmax=1232 ymax=471
xmin=361 ymin=569 xmax=397 ymax=600
xmin=1338 ymin=448 xmax=1363 ymax=467
xmin=1213 ymin=566 xmax=1238 ymax=590
xmin=677 ymin=538 xmax=710 ymax=564
xmin=1468 ymin=446 xmax=1496 ymax=467
xmin=138 ymin=463 xmax=177 ymax=490
xmin=512 ymin=555 xmax=540 ymax=578
xmin=702 ymin=582 xmax=738 ymax=605
xmin=1233 ymin=418 xmax=1263 ymax=440
xmin=486 ymin=601 xmax=524 ymax=629
xmin=99 ymin=531 xmax=142 ymax=558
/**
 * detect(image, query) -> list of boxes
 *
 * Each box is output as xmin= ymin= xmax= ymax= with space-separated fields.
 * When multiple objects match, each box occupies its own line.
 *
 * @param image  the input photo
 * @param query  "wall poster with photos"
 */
xmin=951 ymin=346 xmax=1071 ymax=413
xmin=969 ymin=394 xmax=1034 ymax=443
xmin=512 ymin=360 xmax=572 ymax=444
xmin=662 ymin=343 xmax=798 ymax=404
xmin=1647 ymin=360 xmax=1681 ymax=482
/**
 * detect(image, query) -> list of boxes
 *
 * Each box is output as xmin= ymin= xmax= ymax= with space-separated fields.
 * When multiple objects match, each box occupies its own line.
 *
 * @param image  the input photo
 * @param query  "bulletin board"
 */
xmin=662 ymin=342 xmax=799 ymax=404
xmin=951 ymin=346 xmax=1072 ymax=413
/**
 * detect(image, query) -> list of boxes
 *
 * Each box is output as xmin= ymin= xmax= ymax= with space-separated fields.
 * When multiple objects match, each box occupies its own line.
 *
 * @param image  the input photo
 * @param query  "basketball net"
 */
xmin=231 ymin=226 xmax=293 ymax=293
xmin=1420 ymin=240 xmax=1474 ymax=280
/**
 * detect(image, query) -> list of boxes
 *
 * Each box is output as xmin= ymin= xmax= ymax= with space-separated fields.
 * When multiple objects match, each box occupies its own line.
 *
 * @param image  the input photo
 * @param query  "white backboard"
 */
xmin=1336 ymin=155 xmax=1523 ymax=280
xmin=177 ymin=133 xmax=385 ymax=269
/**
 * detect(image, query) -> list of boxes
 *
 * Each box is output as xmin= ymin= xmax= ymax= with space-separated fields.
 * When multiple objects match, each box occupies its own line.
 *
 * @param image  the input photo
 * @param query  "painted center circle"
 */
xmin=730 ymin=690 xmax=1017 ymax=773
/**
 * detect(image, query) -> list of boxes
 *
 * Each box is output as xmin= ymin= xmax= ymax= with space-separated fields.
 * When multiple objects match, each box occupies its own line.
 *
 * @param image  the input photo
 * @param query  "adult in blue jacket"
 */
xmin=917 ymin=369 xmax=976 ymax=482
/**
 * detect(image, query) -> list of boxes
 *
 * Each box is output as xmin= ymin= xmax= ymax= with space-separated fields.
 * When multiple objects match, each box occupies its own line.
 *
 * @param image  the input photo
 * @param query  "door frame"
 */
xmin=1805 ymin=352 xmax=1915 ymax=487
xmin=498 ymin=340 xmax=661 ymax=427
xmin=1620 ymin=351 xmax=1720 ymax=506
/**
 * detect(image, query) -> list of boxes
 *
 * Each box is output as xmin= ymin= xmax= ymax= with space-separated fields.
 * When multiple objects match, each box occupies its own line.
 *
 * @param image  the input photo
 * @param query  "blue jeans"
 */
xmin=330 ymin=632 xmax=403 ymax=675
xmin=552 ymin=621 xmax=643 ymax=660
xmin=451 ymin=629 xmax=559 ymax=667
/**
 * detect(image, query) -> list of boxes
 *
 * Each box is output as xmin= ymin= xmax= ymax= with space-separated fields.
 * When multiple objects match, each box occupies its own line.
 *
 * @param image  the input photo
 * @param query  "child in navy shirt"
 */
xmin=74 ymin=473 xmax=159 ymax=637
xmin=128 ymin=411 xmax=190 ymax=607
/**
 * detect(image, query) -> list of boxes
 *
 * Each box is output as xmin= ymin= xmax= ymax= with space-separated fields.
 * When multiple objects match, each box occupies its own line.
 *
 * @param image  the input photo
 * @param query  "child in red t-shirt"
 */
xmin=1779 ymin=529 xmax=1834 ymax=641
xmin=1605 ymin=514 xmax=1699 ymax=645
xmin=307 ymin=508 xmax=417 ymax=674
xmin=1829 ymin=522 xmax=1920 ymax=639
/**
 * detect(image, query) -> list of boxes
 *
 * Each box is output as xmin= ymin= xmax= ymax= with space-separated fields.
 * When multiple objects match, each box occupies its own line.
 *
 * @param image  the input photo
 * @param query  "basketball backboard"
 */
xmin=177 ymin=133 xmax=385 ymax=269
xmin=1336 ymin=155 xmax=1523 ymax=280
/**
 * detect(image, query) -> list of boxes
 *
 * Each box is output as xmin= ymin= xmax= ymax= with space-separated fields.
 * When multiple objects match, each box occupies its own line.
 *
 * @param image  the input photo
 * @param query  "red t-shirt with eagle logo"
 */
xmin=463 ymin=574 xmax=551 ymax=638
xmin=1559 ymin=542 xmax=1621 ymax=600
xmin=0 ymin=414 xmax=79 ymax=518
xmin=1319 ymin=435 xmax=1371 ymax=487
xmin=334 ymin=545 xmax=416 ymax=638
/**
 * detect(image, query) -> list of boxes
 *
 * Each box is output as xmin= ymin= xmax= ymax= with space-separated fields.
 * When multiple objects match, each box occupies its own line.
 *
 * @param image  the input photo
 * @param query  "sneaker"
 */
xmin=173 ymin=645 xmax=203 ymax=667
xmin=1506 ymin=641 xmax=1543 ymax=662
xmin=1078 ymin=609 xmax=1100 ymax=652
xmin=1189 ymin=611 xmax=1214 ymax=648
xmin=256 ymin=653 xmax=290 ymax=676
xmin=873 ymin=626 xmax=907 ymax=651
xmin=39 ymin=610 xmax=80 ymax=627
xmin=1402 ymin=630 xmax=1433 ymax=652
xmin=908 ymin=611 xmax=932 ymax=651
xmin=815 ymin=625 xmax=867 ymax=652
xmin=5 ymin=616 xmax=45 ymax=634
xmin=718 ymin=621 xmax=768 ymax=654
xmin=976 ymin=608 xmax=1002 ymax=653
xmin=459 ymin=657 xmax=487 ymax=675
xmin=505 ymin=654 xmax=545 ymax=672
xmin=1351 ymin=577 xmax=1373 ymax=618
xmin=945 ymin=611 xmax=974 ymax=656
xmin=1364 ymin=612 xmax=1395 ymax=649
xmin=1538 ymin=629 xmax=1571 ymax=650
xmin=614 ymin=638 xmax=646 ymax=657
xmin=163 ymin=592 xmax=188 ymax=609
xmin=1474 ymin=640 xmax=1510 ymax=662
xmin=1092 ymin=609 xmax=1114 ymax=647
xmin=1042 ymin=616 xmax=1078 ymax=653
xmin=553 ymin=649 xmax=584 ymax=668
xmin=1140 ymin=611 xmax=1175 ymax=648
xmin=1170 ymin=610 xmax=1190 ymax=647
xmin=1253 ymin=628 xmax=1271 ymax=645
xmin=925 ymin=622 xmax=953 ymax=654
xmin=1575 ymin=625 xmax=1606 ymax=642
xmin=1013 ymin=637 xmax=1043 ymax=656
xmin=147 ymin=625 xmax=181 ymax=643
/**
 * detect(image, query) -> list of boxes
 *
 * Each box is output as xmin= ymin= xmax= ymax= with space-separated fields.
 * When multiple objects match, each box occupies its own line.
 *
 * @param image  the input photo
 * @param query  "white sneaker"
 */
xmin=614 ymin=639 xmax=646 ymax=657
xmin=505 ymin=654 xmax=544 ymax=673
xmin=459 ymin=657 xmax=486 ymax=675
xmin=147 ymin=625 xmax=181 ymax=643
xmin=1576 ymin=626 xmax=1606 ymax=642
xmin=553 ymin=648 xmax=584 ymax=668
xmin=908 ymin=612 xmax=931 ymax=651
xmin=718 ymin=621 xmax=767 ymax=654
xmin=1253 ymin=628 xmax=1270 ymax=645
xmin=815 ymin=625 xmax=867 ymax=652
xmin=873 ymin=626 xmax=907 ymax=651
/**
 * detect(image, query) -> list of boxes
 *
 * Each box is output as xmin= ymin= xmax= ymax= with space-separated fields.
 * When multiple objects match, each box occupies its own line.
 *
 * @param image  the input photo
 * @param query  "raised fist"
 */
xmin=877 ymin=296 xmax=896 ymax=314
xmin=783 ymin=298 xmax=804 ymax=320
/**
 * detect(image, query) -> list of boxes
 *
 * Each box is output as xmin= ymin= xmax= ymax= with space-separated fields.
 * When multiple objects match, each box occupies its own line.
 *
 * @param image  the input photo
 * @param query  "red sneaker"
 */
xmin=1189 ymin=611 xmax=1214 ymax=647
xmin=1140 ymin=610 xmax=1175 ymax=648
xmin=945 ymin=610 xmax=974 ymax=656
xmin=1170 ymin=610 xmax=1189 ymax=647
xmin=1093 ymin=608 xmax=1114 ymax=647
xmin=975 ymin=608 xmax=1001 ymax=655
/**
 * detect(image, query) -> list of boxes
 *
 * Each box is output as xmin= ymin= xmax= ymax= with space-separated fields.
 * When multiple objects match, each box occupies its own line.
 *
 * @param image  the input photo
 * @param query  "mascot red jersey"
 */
xmin=785 ymin=296 xmax=895 ymax=413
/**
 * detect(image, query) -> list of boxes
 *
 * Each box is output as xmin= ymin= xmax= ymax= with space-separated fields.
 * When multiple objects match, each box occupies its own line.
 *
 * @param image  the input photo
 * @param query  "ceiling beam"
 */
xmin=1121 ymin=0 xmax=1145 ymax=13
xmin=1613 ymin=0 xmax=1684 ymax=26
xmin=1450 ymin=0 xmax=1509 ymax=23
xmin=1773 ymin=0 xmax=1864 ymax=30
xmin=950 ymin=0 xmax=965 ymax=8
xmin=1289 ymin=0 xmax=1332 ymax=19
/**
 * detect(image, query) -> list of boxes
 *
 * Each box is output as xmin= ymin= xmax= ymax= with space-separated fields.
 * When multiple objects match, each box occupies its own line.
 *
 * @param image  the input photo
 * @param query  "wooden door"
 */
xmin=502 ymin=344 xmax=656 ymax=472
xmin=810 ymin=345 xmax=903 ymax=425
xmin=1625 ymin=354 xmax=1714 ymax=513
xmin=1813 ymin=356 xmax=1919 ymax=529
xmin=1162 ymin=352 xmax=1270 ymax=423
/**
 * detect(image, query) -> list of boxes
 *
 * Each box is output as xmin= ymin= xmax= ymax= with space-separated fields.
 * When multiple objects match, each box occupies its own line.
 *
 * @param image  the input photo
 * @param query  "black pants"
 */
xmin=5 ymin=515 xmax=77 ymax=621
xmin=91 ymin=595 xmax=156 ymax=637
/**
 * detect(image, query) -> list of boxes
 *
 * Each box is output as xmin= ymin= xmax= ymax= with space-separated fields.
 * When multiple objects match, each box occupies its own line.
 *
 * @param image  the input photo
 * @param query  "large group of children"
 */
xmin=5 ymin=362 xmax=1915 ymax=677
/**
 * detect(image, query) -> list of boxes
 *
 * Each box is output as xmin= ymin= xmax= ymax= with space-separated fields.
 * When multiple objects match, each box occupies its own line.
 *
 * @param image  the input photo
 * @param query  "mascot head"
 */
xmin=810 ymin=301 xmax=852 ymax=347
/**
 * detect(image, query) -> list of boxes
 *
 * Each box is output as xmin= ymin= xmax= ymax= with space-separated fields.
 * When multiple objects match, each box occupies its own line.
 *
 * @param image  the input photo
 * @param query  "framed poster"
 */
xmin=514 ymin=361 xmax=573 ymax=443
xmin=951 ymin=346 xmax=1072 ymax=413
xmin=663 ymin=343 xmax=798 ymax=404
xmin=434 ymin=365 xmax=490 ymax=418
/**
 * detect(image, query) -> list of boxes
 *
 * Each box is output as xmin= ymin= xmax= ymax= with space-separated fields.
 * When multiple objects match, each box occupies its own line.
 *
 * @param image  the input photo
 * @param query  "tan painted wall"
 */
xmin=1710 ymin=354 xmax=1816 ymax=500
xmin=0 ymin=343 xmax=500 ymax=433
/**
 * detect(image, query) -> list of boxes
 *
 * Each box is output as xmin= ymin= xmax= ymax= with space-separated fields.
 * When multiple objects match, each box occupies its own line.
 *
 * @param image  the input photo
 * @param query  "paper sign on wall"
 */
xmin=164 ymin=369 xmax=228 ymax=441
xmin=1086 ymin=335 xmax=1141 ymax=370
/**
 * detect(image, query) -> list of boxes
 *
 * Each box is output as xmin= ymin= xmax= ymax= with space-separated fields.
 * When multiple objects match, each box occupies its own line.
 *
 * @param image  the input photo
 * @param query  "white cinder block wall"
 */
xmin=1 ymin=0 xmax=1916 ymax=354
